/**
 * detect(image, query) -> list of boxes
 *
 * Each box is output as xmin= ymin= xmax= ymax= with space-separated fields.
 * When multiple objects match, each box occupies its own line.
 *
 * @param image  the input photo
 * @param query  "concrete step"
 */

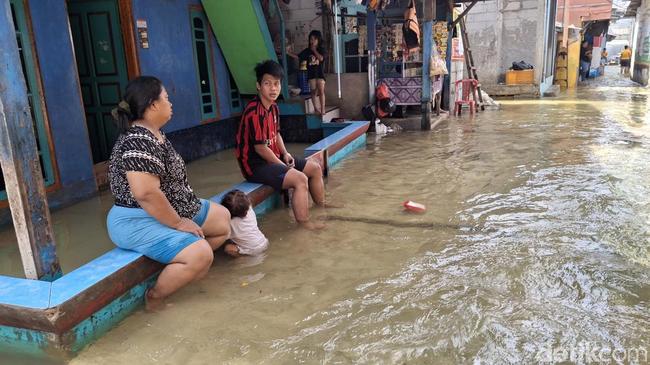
xmin=282 ymin=95 xmax=341 ymax=122
xmin=308 ymin=105 xmax=340 ymax=123
xmin=482 ymin=84 xmax=540 ymax=98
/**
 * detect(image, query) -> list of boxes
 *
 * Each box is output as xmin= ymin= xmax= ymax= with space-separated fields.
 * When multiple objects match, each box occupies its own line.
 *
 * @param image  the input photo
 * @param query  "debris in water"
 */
xmin=403 ymin=200 xmax=427 ymax=213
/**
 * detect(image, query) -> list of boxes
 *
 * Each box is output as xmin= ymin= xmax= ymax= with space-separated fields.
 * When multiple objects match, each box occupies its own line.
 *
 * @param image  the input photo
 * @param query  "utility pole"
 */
xmin=0 ymin=1 xmax=62 ymax=281
xmin=421 ymin=0 xmax=436 ymax=130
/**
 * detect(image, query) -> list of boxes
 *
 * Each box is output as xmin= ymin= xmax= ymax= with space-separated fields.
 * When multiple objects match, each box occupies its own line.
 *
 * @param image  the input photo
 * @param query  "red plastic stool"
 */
xmin=454 ymin=79 xmax=479 ymax=116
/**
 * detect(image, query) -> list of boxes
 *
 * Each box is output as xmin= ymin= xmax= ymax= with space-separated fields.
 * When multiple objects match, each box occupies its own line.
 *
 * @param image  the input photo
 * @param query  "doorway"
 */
xmin=68 ymin=0 xmax=129 ymax=164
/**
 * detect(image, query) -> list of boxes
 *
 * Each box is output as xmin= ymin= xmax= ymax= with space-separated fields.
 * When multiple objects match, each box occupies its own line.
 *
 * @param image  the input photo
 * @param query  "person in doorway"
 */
xmin=299 ymin=30 xmax=327 ymax=116
xmin=235 ymin=60 xmax=327 ymax=230
xmin=579 ymin=41 xmax=592 ymax=81
xmin=620 ymin=45 xmax=632 ymax=77
xmin=221 ymin=189 xmax=269 ymax=257
xmin=107 ymin=76 xmax=231 ymax=311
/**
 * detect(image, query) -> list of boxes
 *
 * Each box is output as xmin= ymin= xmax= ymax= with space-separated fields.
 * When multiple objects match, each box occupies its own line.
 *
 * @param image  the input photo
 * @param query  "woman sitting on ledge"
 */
xmin=107 ymin=76 xmax=231 ymax=311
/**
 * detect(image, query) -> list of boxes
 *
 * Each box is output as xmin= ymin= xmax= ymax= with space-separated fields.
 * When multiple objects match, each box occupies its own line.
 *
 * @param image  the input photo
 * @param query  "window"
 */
xmin=1 ymin=1 xmax=55 ymax=200
xmin=190 ymin=10 xmax=218 ymax=120
xmin=228 ymin=68 xmax=242 ymax=113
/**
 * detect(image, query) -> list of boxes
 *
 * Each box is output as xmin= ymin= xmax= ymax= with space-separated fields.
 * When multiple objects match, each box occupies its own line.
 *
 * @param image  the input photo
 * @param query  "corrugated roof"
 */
xmin=625 ymin=0 xmax=642 ymax=16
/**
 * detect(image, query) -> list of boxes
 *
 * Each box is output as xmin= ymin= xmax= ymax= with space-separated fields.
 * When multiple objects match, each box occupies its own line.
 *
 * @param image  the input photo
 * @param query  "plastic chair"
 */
xmin=454 ymin=79 xmax=479 ymax=116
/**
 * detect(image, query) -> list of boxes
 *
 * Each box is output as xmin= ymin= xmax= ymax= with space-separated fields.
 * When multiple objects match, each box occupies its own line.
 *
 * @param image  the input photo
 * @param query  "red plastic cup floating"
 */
xmin=403 ymin=200 xmax=426 ymax=213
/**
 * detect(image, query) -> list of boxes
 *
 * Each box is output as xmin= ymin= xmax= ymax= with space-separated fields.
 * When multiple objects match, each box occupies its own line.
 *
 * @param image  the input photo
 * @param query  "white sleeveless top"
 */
xmin=229 ymin=207 xmax=269 ymax=255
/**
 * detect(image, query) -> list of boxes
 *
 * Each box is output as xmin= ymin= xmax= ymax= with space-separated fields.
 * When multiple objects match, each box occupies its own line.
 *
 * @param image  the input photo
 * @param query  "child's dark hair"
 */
xmin=255 ymin=60 xmax=284 ymax=83
xmin=221 ymin=189 xmax=251 ymax=219
xmin=308 ymin=30 xmax=323 ymax=48
xmin=111 ymin=76 xmax=163 ymax=133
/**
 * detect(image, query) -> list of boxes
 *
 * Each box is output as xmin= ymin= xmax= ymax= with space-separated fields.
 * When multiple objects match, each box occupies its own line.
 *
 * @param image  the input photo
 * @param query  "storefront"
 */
xmin=329 ymin=0 xmax=460 ymax=125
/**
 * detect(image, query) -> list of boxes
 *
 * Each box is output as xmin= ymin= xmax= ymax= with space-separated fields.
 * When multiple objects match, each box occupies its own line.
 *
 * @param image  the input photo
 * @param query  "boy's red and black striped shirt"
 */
xmin=235 ymin=98 xmax=282 ymax=177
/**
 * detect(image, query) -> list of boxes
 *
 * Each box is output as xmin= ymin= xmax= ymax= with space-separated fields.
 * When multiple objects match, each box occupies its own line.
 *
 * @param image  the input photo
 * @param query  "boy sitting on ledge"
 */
xmin=234 ymin=60 xmax=328 ymax=230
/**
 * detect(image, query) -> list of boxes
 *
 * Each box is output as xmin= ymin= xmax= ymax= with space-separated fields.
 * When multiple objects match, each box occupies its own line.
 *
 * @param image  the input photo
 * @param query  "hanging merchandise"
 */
xmin=402 ymin=0 xmax=420 ymax=50
xmin=378 ymin=26 xmax=399 ymax=61
xmin=358 ymin=24 xmax=368 ymax=55
xmin=430 ymin=48 xmax=448 ymax=77
xmin=367 ymin=0 xmax=390 ymax=10
xmin=392 ymin=24 xmax=403 ymax=54
xmin=367 ymin=0 xmax=380 ymax=10
xmin=432 ymin=21 xmax=448 ymax=60
xmin=344 ymin=16 xmax=358 ymax=34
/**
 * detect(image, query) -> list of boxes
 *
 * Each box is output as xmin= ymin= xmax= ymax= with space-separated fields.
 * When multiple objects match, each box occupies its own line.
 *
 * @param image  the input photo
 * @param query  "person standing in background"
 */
xmin=620 ymin=45 xmax=632 ymax=77
xmin=600 ymin=48 xmax=608 ymax=75
xmin=299 ymin=30 xmax=327 ymax=116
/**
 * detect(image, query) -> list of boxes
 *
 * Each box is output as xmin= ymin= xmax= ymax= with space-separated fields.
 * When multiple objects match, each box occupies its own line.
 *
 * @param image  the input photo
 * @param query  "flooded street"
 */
xmin=65 ymin=68 xmax=650 ymax=364
xmin=2 ymin=67 xmax=647 ymax=364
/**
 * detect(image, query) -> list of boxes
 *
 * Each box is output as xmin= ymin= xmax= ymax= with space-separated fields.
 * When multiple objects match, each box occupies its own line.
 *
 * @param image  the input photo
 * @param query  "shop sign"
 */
xmin=451 ymin=37 xmax=464 ymax=61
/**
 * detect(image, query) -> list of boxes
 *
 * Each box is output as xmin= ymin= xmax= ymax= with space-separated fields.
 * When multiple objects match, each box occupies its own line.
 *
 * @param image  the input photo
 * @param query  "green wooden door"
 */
xmin=68 ymin=0 xmax=129 ymax=163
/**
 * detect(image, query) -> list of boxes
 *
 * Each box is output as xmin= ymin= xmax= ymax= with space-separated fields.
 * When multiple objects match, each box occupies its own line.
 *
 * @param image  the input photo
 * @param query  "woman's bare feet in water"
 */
xmin=224 ymin=243 xmax=241 ymax=258
xmin=145 ymin=288 xmax=165 ymax=312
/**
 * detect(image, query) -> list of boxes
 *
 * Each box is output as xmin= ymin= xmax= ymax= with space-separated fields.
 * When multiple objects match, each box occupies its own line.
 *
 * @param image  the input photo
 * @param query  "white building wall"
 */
xmin=465 ymin=0 xmax=549 ymax=86
xmin=277 ymin=0 xmax=324 ymax=52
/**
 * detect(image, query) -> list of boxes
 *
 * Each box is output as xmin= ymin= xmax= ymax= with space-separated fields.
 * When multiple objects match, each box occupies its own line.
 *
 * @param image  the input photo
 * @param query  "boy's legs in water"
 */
xmin=282 ymin=168 xmax=325 ymax=230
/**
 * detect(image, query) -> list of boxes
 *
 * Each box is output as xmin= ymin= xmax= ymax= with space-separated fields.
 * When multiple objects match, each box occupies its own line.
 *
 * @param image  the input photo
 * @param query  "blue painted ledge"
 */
xmin=305 ymin=121 xmax=369 ymax=174
xmin=0 ymin=121 xmax=369 ymax=358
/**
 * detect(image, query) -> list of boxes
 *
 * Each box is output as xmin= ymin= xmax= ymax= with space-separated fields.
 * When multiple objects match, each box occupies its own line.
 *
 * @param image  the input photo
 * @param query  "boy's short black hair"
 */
xmin=255 ymin=60 xmax=284 ymax=83
xmin=221 ymin=189 xmax=251 ymax=219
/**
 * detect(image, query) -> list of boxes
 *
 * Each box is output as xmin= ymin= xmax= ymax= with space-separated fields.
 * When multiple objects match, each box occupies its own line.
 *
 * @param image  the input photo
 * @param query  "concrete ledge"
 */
xmin=382 ymin=112 xmax=449 ymax=131
xmin=305 ymin=121 xmax=369 ymax=175
xmin=543 ymin=85 xmax=560 ymax=97
xmin=0 ymin=121 xmax=370 ymax=358
xmin=482 ymin=84 xmax=540 ymax=98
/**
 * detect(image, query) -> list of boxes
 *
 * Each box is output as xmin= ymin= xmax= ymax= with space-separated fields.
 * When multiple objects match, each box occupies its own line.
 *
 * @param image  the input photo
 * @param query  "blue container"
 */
xmin=298 ymin=70 xmax=310 ymax=95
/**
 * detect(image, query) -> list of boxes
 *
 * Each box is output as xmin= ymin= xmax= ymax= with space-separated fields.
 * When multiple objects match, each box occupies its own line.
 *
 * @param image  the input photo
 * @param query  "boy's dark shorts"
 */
xmin=246 ymin=158 xmax=308 ymax=191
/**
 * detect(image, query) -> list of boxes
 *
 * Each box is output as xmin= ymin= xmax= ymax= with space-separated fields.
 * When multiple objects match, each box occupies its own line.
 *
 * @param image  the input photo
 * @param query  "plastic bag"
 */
xmin=430 ymin=55 xmax=448 ymax=76
xmin=511 ymin=60 xmax=534 ymax=70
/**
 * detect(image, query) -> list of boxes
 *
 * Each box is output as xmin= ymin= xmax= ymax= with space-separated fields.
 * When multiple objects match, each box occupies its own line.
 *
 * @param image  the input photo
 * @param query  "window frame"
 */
xmin=1 ymin=0 xmax=59 ymax=203
xmin=189 ymin=8 xmax=219 ymax=122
